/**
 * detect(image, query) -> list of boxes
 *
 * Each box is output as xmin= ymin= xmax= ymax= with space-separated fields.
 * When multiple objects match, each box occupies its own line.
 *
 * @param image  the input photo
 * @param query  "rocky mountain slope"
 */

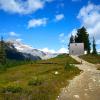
xmin=7 ymin=40 xmax=58 ymax=60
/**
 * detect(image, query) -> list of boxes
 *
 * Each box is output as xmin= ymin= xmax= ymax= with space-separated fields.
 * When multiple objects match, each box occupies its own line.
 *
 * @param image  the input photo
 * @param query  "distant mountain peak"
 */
xmin=7 ymin=40 xmax=58 ymax=59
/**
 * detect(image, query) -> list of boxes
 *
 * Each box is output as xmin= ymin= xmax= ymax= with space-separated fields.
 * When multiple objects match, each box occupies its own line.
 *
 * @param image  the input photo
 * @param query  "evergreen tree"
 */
xmin=0 ymin=36 xmax=6 ymax=65
xmin=69 ymin=35 xmax=74 ymax=43
xmin=92 ymin=37 xmax=97 ymax=55
xmin=75 ymin=35 xmax=78 ymax=43
xmin=68 ymin=35 xmax=75 ymax=49
xmin=76 ymin=27 xmax=91 ymax=54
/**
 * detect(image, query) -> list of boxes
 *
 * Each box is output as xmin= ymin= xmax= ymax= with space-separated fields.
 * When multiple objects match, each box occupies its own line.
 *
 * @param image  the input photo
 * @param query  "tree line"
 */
xmin=0 ymin=36 xmax=6 ymax=65
xmin=69 ymin=26 xmax=97 ymax=55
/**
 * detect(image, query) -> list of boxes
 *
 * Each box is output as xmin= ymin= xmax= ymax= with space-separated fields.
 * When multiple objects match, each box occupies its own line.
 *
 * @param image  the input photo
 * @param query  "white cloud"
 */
xmin=59 ymin=33 xmax=67 ymax=44
xmin=0 ymin=0 xmax=52 ymax=14
xmin=55 ymin=14 xmax=64 ymax=21
xmin=96 ymin=40 xmax=100 ymax=45
xmin=40 ymin=47 xmax=68 ymax=53
xmin=9 ymin=32 xmax=19 ymax=36
xmin=68 ymin=29 xmax=77 ymax=38
xmin=58 ymin=33 xmax=69 ymax=53
xmin=40 ymin=48 xmax=56 ymax=53
xmin=59 ymin=29 xmax=77 ymax=49
xmin=97 ymin=49 xmax=100 ymax=53
xmin=57 ymin=48 xmax=68 ymax=53
xmin=59 ymin=31 xmax=75 ymax=44
xmin=77 ymin=3 xmax=100 ymax=43
xmin=59 ymin=33 xmax=64 ymax=37
xmin=28 ymin=18 xmax=48 ymax=28
xmin=16 ymin=38 xmax=23 ymax=42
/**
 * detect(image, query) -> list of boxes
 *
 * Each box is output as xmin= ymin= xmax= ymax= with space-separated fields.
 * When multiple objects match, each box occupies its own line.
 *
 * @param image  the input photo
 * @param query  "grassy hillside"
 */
xmin=80 ymin=54 xmax=100 ymax=64
xmin=0 ymin=54 xmax=81 ymax=100
xmin=38 ymin=54 xmax=80 ymax=64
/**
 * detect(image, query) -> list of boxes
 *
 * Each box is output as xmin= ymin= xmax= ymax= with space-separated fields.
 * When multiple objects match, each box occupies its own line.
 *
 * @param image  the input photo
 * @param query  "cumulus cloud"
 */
xmin=16 ymin=38 xmax=23 ymax=42
xmin=58 ymin=33 xmax=69 ymax=53
xmin=41 ymin=47 xmax=68 ymax=53
xmin=40 ymin=33 xmax=69 ymax=54
xmin=0 ymin=0 xmax=52 ymax=14
xmin=57 ymin=48 xmax=68 ymax=53
xmin=59 ymin=31 xmax=75 ymax=44
xmin=59 ymin=29 xmax=77 ymax=49
xmin=28 ymin=18 xmax=48 ymax=28
xmin=55 ymin=14 xmax=64 ymax=21
xmin=67 ymin=29 xmax=77 ymax=38
xmin=97 ymin=49 xmax=100 ymax=53
xmin=77 ymin=3 xmax=100 ymax=43
xmin=59 ymin=33 xmax=64 ymax=37
xmin=9 ymin=32 xmax=19 ymax=37
xmin=60 ymin=3 xmax=100 ymax=48
xmin=40 ymin=48 xmax=56 ymax=53
xmin=59 ymin=33 xmax=67 ymax=44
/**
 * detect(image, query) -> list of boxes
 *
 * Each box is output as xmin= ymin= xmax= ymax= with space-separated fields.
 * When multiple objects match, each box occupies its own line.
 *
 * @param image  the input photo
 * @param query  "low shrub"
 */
xmin=28 ymin=76 xmax=42 ymax=86
xmin=64 ymin=62 xmax=75 ymax=71
xmin=0 ymin=85 xmax=22 ymax=93
xmin=0 ymin=64 xmax=7 ymax=71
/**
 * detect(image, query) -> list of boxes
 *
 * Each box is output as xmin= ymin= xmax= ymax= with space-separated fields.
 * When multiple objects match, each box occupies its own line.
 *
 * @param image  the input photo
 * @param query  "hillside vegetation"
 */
xmin=80 ymin=54 xmax=100 ymax=70
xmin=0 ymin=54 xmax=81 ymax=100
xmin=80 ymin=54 xmax=100 ymax=64
xmin=0 ymin=41 xmax=41 ymax=61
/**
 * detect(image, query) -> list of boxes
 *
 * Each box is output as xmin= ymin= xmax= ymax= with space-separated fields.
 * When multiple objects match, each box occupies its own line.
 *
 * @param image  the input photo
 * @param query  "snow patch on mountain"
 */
xmin=7 ymin=40 xmax=58 ymax=59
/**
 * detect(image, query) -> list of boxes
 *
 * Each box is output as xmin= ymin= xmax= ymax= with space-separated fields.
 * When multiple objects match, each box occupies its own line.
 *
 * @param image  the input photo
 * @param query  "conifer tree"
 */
xmin=75 ymin=35 xmax=78 ymax=43
xmin=92 ymin=37 xmax=97 ymax=55
xmin=0 ymin=36 xmax=6 ymax=65
xmin=69 ymin=35 xmax=74 ymax=43
xmin=68 ymin=35 xmax=75 ymax=49
xmin=75 ymin=27 xmax=91 ymax=54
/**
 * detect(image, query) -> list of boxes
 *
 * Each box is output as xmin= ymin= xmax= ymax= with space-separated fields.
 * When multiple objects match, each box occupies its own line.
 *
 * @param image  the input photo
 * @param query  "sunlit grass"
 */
xmin=80 ymin=54 xmax=100 ymax=64
xmin=0 ymin=54 xmax=81 ymax=100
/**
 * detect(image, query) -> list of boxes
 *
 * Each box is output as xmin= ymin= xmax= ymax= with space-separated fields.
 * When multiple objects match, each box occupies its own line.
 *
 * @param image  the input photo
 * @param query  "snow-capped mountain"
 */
xmin=0 ymin=41 xmax=40 ymax=61
xmin=7 ymin=40 xmax=58 ymax=59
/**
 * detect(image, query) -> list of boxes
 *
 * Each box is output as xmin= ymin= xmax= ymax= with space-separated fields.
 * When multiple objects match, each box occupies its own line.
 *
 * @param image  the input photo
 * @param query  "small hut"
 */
xmin=69 ymin=43 xmax=84 ymax=56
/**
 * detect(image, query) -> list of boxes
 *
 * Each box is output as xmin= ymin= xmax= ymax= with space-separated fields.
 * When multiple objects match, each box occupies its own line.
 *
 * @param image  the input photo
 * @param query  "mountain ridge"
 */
xmin=7 ymin=40 xmax=58 ymax=60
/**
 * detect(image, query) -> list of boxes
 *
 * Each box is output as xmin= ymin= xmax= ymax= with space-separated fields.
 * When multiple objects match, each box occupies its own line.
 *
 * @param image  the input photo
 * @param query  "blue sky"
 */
xmin=0 ymin=0 xmax=100 ymax=53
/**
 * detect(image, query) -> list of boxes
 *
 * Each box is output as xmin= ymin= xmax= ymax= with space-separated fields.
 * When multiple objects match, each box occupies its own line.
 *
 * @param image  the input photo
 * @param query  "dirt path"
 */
xmin=57 ymin=56 xmax=100 ymax=100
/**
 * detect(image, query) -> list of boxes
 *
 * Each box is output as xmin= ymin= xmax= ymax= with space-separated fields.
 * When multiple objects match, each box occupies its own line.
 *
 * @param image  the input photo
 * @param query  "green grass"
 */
xmin=0 ymin=54 xmax=81 ymax=100
xmin=0 ymin=59 xmax=34 ymax=70
xmin=80 ymin=54 xmax=100 ymax=64
xmin=38 ymin=54 xmax=80 ymax=65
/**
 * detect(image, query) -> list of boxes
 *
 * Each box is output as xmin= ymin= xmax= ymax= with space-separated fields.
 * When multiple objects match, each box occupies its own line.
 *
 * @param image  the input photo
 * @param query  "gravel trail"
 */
xmin=57 ymin=56 xmax=100 ymax=100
